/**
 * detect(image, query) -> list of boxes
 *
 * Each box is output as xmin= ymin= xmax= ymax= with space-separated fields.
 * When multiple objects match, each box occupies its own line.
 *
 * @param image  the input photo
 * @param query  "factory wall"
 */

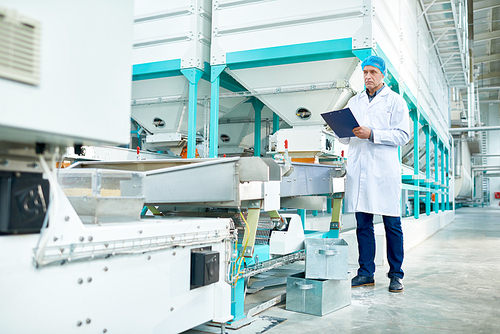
xmin=486 ymin=104 xmax=500 ymax=206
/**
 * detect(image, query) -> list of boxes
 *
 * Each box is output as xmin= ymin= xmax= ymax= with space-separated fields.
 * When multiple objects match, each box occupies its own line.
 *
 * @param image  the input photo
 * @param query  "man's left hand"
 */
xmin=352 ymin=126 xmax=371 ymax=139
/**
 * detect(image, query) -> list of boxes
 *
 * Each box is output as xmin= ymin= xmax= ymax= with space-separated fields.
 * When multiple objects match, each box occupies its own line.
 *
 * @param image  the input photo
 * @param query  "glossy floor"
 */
xmin=187 ymin=207 xmax=500 ymax=334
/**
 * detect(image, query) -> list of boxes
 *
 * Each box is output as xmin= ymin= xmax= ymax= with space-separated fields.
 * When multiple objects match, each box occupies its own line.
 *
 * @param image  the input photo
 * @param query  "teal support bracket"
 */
xmin=297 ymin=209 xmax=306 ymax=228
xmin=352 ymin=48 xmax=375 ymax=61
xmin=181 ymin=68 xmax=204 ymax=158
xmin=209 ymin=65 xmax=226 ymax=158
xmin=411 ymin=109 xmax=420 ymax=219
xmin=273 ymin=113 xmax=280 ymax=134
xmin=424 ymin=125 xmax=431 ymax=216
xmin=433 ymin=136 xmax=439 ymax=213
xmin=440 ymin=143 xmax=445 ymax=212
xmin=251 ymin=98 xmax=264 ymax=157
xmin=327 ymin=229 xmax=340 ymax=238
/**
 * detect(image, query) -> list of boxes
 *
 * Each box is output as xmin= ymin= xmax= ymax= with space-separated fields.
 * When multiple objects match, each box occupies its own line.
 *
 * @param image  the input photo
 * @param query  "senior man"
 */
xmin=337 ymin=56 xmax=410 ymax=292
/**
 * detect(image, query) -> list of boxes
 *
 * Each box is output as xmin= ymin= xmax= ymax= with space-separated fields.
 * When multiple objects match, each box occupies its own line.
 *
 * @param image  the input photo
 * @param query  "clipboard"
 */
xmin=321 ymin=108 xmax=360 ymax=138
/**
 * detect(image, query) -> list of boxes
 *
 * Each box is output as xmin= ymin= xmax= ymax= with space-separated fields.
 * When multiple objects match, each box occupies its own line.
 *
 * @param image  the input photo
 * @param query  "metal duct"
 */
xmin=449 ymin=125 xmax=500 ymax=133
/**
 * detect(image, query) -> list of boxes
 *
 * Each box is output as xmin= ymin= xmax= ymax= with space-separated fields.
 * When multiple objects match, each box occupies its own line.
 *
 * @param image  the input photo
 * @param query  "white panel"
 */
xmin=211 ymin=0 xmax=367 ymax=62
xmin=227 ymin=58 xmax=359 ymax=127
xmin=131 ymin=77 xmax=245 ymax=135
xmin=0 ymin=0 xmax=134 ymax=146
xmin=133 ymin=0 xmax=211 ymax=69
xmin=0 ymin=217 xmax=232 ymax=333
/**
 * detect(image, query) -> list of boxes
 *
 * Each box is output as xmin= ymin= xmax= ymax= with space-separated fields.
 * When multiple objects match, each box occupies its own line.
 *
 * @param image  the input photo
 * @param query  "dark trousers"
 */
xmin=355 ymin=212 xmax=404 ymax=279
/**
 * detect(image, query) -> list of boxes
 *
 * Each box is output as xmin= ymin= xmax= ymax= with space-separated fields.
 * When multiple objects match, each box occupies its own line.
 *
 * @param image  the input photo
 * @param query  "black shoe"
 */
xmin=389 ymin=277 xmax=404 ymax=292
xmin=351 ymin=275 xmax=375 ymax=288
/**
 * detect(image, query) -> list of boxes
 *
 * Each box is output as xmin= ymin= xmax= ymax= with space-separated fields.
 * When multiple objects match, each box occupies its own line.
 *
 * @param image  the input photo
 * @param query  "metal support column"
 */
xmin=412 ymin=109 xmax=420 ymax=219
xmin=433 ymin=136 xmax=439 ymax=213
xmin=273 ymin=113 xmax=280 ymax=134
xmin=209 ymin=65 xmax=226 ymax=158
xmin=424 ymin=125 xmax=431 ymax=215
xmin=251 ymin=98 xmax=264 ymax=157
xmin=297 ymin=209 xmax=306 ymax=228
xmin=181 ymin=68 xmax=204 ymax=158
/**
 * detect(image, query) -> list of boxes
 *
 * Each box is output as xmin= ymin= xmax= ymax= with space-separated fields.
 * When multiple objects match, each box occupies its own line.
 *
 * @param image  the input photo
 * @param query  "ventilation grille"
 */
xmin=0 ymin=7 xmax=41 ymax=85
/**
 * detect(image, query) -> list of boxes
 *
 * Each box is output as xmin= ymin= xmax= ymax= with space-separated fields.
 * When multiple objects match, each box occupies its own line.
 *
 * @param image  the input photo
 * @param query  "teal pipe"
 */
xmin=441 ymin=145 xmax=445 ymax=212
xmin=425 ymin=125 xmax=431 ymax=215
xmin=434 ymin=136 xmax=439 ymax=213
xmin=412 ymin=110 xmax=419 ymax=219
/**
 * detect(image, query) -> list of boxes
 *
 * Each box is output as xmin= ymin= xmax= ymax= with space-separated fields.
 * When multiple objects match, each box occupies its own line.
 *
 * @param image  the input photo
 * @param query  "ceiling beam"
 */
xmin=477 ymin=86 xmax=500 ymax=90
xmin=475 ymin=54 xmax=500 ymax=64
xmin=474 ymin=71 xmax=500 ymax=80
xmin=474 ymin=0 xmax=500 ymax=12
xmin=474 ymin=30 xmax=500 ymax=42
xmin=427 ymin=9 xmax=453 ymax=16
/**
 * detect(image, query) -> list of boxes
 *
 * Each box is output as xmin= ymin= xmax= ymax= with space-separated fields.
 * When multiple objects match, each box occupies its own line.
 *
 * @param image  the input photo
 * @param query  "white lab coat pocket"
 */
xmin=373 ymin=146 xmax=399 ymax=178
xmin=369 ymin=111 xmax=391 ymax=130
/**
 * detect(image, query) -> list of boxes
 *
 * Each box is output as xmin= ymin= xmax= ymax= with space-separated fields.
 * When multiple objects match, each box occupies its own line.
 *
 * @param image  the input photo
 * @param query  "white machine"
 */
xmin=0 ymin=2 xmax=233 ymax=333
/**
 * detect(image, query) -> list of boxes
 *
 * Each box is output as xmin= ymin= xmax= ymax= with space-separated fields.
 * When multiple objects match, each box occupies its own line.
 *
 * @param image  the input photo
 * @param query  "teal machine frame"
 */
xmin=132 ymin=37 xmax=452 ymax=324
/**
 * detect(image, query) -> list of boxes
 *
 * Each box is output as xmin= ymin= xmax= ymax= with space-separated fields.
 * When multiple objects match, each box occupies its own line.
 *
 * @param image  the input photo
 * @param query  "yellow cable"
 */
xmin=233 ymin=210 xmax=250 ymax=286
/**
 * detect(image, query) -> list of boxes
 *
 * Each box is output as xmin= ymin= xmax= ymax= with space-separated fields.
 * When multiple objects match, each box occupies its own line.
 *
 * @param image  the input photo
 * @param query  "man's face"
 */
xmin=363 ymin=65 xmax=384 ymax=92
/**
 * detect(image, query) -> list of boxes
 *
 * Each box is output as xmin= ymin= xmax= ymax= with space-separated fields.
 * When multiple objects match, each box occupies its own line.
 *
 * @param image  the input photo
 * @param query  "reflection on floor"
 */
xmin=185 ymin=207 xmax=500 ymax=334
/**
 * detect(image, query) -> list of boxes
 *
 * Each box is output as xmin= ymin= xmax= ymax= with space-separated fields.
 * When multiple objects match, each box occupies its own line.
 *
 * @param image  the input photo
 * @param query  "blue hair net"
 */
xmin=361 ymin=56 xmax=387 ymax=77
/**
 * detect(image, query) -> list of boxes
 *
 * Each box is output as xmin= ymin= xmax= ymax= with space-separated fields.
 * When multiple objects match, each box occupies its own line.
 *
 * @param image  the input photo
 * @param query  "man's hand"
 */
xmin=352 ymin=126 xmax=371 ymax=139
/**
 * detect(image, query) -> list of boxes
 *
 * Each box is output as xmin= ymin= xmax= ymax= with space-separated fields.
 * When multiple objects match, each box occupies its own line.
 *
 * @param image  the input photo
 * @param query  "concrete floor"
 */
xmin=189 ymin=207 xmax=500 ymax=333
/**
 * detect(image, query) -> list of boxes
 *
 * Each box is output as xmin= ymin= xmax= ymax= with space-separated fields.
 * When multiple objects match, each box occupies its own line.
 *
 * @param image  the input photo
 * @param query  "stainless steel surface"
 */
xmin=280 ymin=197 xmax=326 ymax=210
xmin=305 ymin=238 xmax=348 ymax=280
xmin=286 ymin=272 xmax=351 ymax=316
xmin=71 ymin=159 xmax=343 ymax=208
xmin=280 ymin=162 xmax=343 ymax=197
xmin=70 ymin=157 xmax=279 ymax=207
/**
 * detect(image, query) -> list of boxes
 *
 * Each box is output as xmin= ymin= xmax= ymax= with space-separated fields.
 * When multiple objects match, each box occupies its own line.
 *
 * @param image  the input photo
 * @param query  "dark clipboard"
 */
xmin=321 ymin=108 xmax=360 ymax=138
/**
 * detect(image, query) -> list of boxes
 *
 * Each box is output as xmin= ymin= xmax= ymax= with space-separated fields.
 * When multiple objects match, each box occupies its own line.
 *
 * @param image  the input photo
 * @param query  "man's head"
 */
xmin=361 ymin=56 xmax=386 ymax=93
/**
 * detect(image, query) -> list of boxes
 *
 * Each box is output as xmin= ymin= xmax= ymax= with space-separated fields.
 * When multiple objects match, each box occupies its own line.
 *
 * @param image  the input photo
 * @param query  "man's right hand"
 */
xmin=352 ymin=126 xmax=371 ymax=140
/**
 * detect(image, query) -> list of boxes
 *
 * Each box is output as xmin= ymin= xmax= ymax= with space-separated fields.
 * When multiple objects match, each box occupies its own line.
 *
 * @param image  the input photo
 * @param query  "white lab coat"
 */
xmin=338 ymin=85 xmax=410 ymax=216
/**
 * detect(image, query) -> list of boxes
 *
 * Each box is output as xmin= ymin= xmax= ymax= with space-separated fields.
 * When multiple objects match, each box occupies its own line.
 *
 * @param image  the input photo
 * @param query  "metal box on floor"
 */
xmin=305 ymin=238 xmax=348 ymax=280
xmin=286 ymin=272 xmax=351 ymax=316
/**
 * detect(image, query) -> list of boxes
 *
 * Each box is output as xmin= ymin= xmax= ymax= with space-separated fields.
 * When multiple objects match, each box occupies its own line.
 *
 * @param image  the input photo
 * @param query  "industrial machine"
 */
xmin=1 ymin=0 xmax=459 ymax=332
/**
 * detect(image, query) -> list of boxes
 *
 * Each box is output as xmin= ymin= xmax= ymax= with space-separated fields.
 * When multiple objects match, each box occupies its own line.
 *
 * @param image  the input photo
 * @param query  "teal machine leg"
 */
xmin=231 ymin=276 xmax=246 ymax=322
xmin=424 ymin=125 xmax=431 ymax=215
xmin=251 ymin=98 xmax=264 ymax=157
xmin=209 ymin=65 xmax=226 ymax=158
xmin=181 ymin=68 xmax=204 ymax=158
xmin=412 ymin=109 xmax=420 ymax=219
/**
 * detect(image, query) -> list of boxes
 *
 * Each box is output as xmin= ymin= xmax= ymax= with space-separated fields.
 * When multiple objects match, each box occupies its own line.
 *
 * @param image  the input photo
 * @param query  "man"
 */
xmin=337 ymin=56 xmax=410 ymax=292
